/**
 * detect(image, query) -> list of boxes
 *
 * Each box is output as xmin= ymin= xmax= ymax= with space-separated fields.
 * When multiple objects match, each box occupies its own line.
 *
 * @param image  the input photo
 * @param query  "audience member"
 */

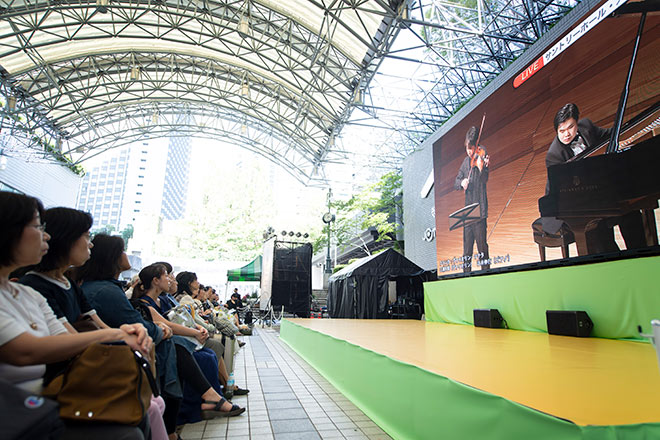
xmin=132 ymin=264 xmax=245 ymax=421
xmin=0 ymin=191 xmax=150 ymax=439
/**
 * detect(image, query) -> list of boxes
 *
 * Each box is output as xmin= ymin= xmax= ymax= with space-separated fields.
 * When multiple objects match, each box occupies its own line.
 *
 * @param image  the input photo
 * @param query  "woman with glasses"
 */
xmin=0 ymin=191 xmax=151 ymax=439
xmin=17 ymin=207 xmax=169 ymax=440
xmin=18 ymin=208 xmax=106 ymax=333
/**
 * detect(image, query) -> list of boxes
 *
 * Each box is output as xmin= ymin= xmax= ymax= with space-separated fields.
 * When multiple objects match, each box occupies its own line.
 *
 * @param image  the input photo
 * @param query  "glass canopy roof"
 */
xmin=0 ymin=0 xmax=576 ymax=185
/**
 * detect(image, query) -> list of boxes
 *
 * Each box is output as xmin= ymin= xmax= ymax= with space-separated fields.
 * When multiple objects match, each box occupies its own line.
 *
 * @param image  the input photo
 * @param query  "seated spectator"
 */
xmin=16 ymin=207 xmax=169 ymax=440
xmin=129 ymin=264 xmax=246 ymax=422
xmin=0 ymin=191 xmax=151 ymax=439
xmin=18 ymin=208 xmax=106 ymax=333
xmin=178 ymin=273 xmax=247 ymax=340
xmin=135 ymin=265 xmax=248 ymax=398
xmin=76 ymin=236 xmax=244 ymax=435
xmin=209 ymin=289 xmax=220 ymax=307
xmin=226 ymin=289 xmax=243 ymax=311
xmin=78 ymin=244 xmax=245 ymax=420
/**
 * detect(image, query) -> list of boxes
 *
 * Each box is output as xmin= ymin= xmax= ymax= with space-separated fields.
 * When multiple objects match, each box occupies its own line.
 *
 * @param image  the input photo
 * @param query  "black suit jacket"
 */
xmin=454 ymin=146 xmax=489 ymax=219
xmin=541 ymin=119 xmax=611 ymax=233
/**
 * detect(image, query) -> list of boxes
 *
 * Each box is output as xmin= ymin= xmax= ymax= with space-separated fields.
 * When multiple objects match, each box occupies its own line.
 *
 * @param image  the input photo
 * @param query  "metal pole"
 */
xmin=325 ymin=188 xmax=333 ymax=274
xmin=325 ymin=225 xmax=332 ymax=274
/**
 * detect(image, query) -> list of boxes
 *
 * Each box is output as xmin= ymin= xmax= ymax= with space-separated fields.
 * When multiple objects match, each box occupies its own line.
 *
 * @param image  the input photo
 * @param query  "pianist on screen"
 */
xmin=542 ymin=103 xmax=646 ymax=254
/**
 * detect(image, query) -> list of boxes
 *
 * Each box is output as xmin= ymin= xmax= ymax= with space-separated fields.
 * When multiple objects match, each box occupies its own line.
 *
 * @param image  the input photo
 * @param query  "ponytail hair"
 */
xmin=133 ymin=263 xmax=167 ymax=298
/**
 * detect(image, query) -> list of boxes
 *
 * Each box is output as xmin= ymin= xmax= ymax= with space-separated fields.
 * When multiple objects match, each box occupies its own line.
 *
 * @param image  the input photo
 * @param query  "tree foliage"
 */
xmin=153 ymin=160 xmax=275 ymax=261
xmin=92 ymin=224 xmax=134 ymax=248
xmin=313 ymin=170 xmax=402 ymax=256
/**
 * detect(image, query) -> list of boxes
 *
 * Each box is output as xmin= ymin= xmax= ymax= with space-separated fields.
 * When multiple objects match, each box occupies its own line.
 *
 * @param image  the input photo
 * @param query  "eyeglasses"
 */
xmin=33 ymin=222 xmax=47 ymax=232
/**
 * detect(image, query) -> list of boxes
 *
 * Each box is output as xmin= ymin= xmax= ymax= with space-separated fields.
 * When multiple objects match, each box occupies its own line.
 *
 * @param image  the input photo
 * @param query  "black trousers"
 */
xmin=174 ymin=343 xmax=212 ymax=395
xmin=463 ymin=218 xmax=490 ymax=272
xmin=161 ymin=396 xmax=180 ymax=434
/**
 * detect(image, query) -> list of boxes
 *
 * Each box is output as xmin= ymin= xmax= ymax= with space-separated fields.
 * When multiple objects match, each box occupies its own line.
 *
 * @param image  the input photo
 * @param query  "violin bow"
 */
xmin=476 ymin=113 xmax=486 ymax=147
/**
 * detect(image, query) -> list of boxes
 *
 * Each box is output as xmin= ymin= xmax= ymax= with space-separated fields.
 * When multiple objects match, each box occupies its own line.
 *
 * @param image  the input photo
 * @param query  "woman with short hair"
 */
xmin=0 ymin=191 xmax=151 ymax=439
xmin=19 ymin=207 xmax=105 ymax=333
xmin=17 ymin=208 xmax=169 ymax=440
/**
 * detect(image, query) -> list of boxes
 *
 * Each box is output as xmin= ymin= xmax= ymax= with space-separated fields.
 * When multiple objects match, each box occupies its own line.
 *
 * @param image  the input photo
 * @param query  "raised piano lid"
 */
xmin=568 ymin=101 xmax=660 ymax=162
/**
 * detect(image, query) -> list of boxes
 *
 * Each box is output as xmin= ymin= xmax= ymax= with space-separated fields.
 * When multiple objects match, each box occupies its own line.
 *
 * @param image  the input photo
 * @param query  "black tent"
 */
xmin=327 ymin=248 xmax=426 ymax=319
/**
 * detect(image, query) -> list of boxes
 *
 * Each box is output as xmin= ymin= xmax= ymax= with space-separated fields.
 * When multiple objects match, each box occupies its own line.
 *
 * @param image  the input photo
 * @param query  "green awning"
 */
xmin=227 ymin=255 xmax=262 ymax=282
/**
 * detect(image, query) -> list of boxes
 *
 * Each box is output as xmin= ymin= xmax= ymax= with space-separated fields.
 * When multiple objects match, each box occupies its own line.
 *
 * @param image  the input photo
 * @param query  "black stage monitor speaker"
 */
xmin=473 ymin=309 xmax=504 ymax=328
xmin=546 ymin=310 xmax=593 ymax=337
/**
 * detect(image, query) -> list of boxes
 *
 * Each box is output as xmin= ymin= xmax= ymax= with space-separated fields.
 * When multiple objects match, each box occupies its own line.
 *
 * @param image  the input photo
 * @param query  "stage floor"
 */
xmin=286 ymin=319 xmax=660 ymax=426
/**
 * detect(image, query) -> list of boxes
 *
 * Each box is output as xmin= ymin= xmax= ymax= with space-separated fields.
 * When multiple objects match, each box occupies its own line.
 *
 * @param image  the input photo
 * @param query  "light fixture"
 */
xmin=130 ymin=66 xmax=141 ymax=80
xmin=353 ymin=89 xmax=363 ymax=105
xmin=241 ymin=82 xmax=249 ymax=97
xmin=281 ymin=230 xmax=287 ymax=236
xmin=288 ymin=231 xmax=295 ymax=236
xmin=296 ymin=232 xmax=301 ymax=238
xmin=241 ymin=124 xmax=247 ymax=135
xmin=398 ymin=3 xmax=409 ymax=20
xmin=303 ymin=233 xmax=309 ymax=239
xmin=238 ymin=16 xmax=250 ymax=34
xmin=322 ymin=212 xmax=335 ymax=224
xmin=7 ymin=96 xmax=16 ymax=111
xmin=151 ymin=112 xmax=159 ymax=124
xmin=96 ymin=0 xmax=109 ymax=13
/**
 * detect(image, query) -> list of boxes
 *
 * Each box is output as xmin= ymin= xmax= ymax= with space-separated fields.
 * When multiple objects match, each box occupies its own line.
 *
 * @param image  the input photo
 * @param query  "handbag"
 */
xmin=0 ymin=378 xmax=64 ymax=440
xmin=43 ymin=342 xmax=159 ymax=426
xmin=167 ymin=305 xmax=204 ymax=350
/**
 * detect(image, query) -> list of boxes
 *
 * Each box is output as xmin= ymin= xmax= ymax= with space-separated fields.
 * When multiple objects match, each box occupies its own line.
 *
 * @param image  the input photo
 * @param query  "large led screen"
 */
xmin=432 ymin=2 xmax=659 ymax=274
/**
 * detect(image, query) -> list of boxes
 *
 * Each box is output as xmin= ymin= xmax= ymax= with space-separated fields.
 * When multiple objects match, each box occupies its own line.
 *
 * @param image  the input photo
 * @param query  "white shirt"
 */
xmin=0 ymin=282 xmax=67 ymax=392
xmin=570 ymin=133 xmax=587 ymax=156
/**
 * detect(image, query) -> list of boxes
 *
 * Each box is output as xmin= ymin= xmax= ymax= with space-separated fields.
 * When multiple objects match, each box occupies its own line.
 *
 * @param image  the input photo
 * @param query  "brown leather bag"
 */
xmin=43 ymin=343 xmax=158 ymax=426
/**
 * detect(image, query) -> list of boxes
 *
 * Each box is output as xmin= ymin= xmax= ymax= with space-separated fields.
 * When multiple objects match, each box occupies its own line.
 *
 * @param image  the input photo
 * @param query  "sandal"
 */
xmin=200 ymin=399 xmax=245 ymax=419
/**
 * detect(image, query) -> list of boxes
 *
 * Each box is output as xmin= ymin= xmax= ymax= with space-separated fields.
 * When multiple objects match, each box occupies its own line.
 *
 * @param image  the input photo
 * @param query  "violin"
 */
xmin=464 ymin=114 xmax=488 ymax=188
xmin=470 ymin=146 xmax=487 ymax=171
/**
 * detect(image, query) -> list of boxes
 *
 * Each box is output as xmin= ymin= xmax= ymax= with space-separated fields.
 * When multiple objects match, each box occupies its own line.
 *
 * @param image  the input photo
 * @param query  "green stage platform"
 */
xmin=280 ymin=319 xmax=660 ymax=440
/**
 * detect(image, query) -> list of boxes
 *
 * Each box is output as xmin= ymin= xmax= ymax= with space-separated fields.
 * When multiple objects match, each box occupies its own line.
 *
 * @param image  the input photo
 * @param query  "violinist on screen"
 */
xmin=454 ymin=126 xmax=490 ymax=272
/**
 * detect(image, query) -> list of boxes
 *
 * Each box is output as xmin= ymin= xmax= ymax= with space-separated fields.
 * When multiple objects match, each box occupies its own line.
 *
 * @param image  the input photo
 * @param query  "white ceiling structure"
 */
xmin=0 ymin=0 xmax=576 ymax=185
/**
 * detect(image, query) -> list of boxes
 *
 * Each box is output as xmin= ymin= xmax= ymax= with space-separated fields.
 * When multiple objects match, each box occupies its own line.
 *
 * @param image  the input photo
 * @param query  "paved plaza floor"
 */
xmin=180 ymin=326 xmax=392 ymax=440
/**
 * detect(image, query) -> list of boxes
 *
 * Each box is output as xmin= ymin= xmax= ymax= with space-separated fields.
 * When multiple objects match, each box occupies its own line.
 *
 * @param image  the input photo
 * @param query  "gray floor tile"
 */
xmin=271 ymin=418 xmax=316 ymax=434
xmin=274 ymin=431 xmax=322 ymax=440
xmin=265 ymin=392 xmax=298 ymax=401
xmin=360 ymin=426 xmax=386 ymax=435
xmin=312 ymin=422 xmax=336 ymax=431
xmin=192 ymin=326 xmax=393 ymax=439
xmin=266 ymin=399 xmax=304 ymax=410
xmin=334 ymin=421 xmax=357 ymax=429
xmin=263 ymin=386 xmax=294 ymax=393
xmin=268 ymin=407 xmax=310 ymax=420
xmin=203 ymin=425 xmax=227 ymax=436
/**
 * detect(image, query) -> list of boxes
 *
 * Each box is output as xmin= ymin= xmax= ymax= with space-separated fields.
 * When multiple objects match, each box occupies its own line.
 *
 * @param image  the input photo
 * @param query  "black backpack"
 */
xmin=0 ymin=378 xmax=64 ymax=440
